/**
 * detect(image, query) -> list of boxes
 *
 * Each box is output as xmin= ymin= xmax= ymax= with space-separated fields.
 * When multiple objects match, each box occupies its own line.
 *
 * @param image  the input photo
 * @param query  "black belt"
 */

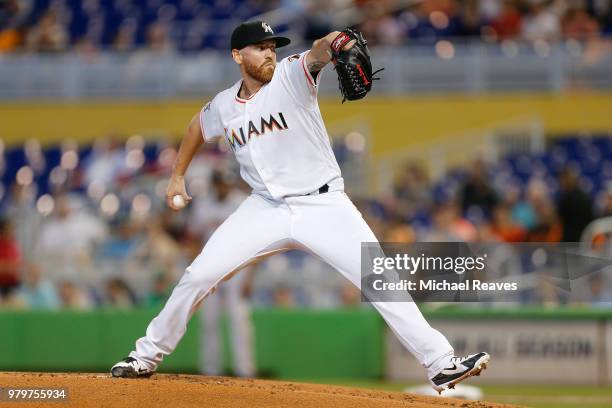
xmin=288 ymin=183 xmax=330 ymax=198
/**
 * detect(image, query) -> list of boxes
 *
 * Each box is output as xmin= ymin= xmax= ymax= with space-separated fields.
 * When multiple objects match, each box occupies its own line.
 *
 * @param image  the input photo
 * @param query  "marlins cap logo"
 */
xmin=262 ymin=22 xmax=273 ymax=34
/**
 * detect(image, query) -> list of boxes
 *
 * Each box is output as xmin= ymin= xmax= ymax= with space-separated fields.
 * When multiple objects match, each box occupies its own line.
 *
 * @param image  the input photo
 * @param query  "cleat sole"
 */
xmin=445 ymin=354 xmax=490 ymax=391
xmin=111 ymin=367 xmax=154 ymax=379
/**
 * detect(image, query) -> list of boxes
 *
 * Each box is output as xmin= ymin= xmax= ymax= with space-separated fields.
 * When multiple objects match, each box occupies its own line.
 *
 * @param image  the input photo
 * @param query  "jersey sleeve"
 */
xmin=199 ymin=96 xmax=224 ymax=142
xmin=278 ymin=51 xmax=322 ymax=108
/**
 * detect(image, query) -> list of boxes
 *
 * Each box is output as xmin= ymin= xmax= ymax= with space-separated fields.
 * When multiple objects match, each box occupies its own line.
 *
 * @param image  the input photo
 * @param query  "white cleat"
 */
xmin=429 ymin=352 xmax=490 ymax=394
xmin=110 ymin=357 xmax=155 ymax=378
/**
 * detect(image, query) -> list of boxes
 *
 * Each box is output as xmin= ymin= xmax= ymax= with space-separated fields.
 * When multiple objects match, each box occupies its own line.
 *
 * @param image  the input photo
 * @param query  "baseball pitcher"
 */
xmin=111 ymin=21 xmax=489 ymax=393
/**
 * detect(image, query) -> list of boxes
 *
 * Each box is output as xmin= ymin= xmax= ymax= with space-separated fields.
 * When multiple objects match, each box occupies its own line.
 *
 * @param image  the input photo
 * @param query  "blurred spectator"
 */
xmin=73 ymin=37 xmax=99 ymax=58
xmin=502 ymin=182 xmax=537 ymax=231
xmin=588 ymin=271 xmax=612 ymax=308
xmin=355 ymin=198 xmax=387 ymax=240
xmin=403 ymin=0 xmax=463 ymax=40
xmin=457 ymin=0 xmax=484 ymax=37
xmin=3 ymin=183 xmax=42 ymax=260
xmin=17 ymin=262 xmax=60 ymax=310
xmin=424 ymin=201 xmax=478 ymax=242
xmin=521 ymin=0 xmax=561 ymax=40
xmin=515 ymin=178 xmax=549 ymax=230
xmin=490 ymin=202 xmax=526 ymax=242
xmin=416 ymin=0 xmax=457 ymax=20
xmin=534 ymin=271 xmax=566 ymax=306
xmin=589 ymin=228 xmax=611 ymax=254
xmin=134 ymin=219 xmax=183 ymax=279
xmin=383 ymin=216 xmax=417 ymax=243
xmin=105 ymin=277 xmax=138 ymax=308
xmin=146 ymin=22 xmax=174 ymax=53
xmin=0 ymin=25 xmax=22 ymax=52
xmin=112 ymin=19 xmax=138 ymax=52
xmin=272 ymin=285 xmax=295 ymax=307
xmin=0 ymin=217 xmax=22 ymax=298
xmin=337 ymin=281 xmax=361 ymax=307
xmin=97 ymin=218 xmax=141 ymax=261
xmin=459 ymin=159 xmax=499 ymax=219
xmin=189 ymin=171 xmax=247 ymax=237
xmin=0 ymin=0 xmax=25 ymax=52
xmin=557 ymin=168 xmax=593 ymax=242
xmin=392 ymin=163 xmax=431 ymax=220
xmin=490 ymin=0 xmax=523 ymax=39
xmin=526 ymin=198 xmax=562 ymax=242
xmin=25 ymin=10 xmax=68 ymax=52
xmin=357 ymin=0 xmax=404 ymax=46
xmin=597 ymin=182 xmax=612 ymax=217
xmin=83 ymin=136 xmax=126 ymax=189
xmin=185 ymin=146 xmax=219 ymax=195
xmin=302 ymin=0 xmax=334 ymax=43
xmin=146 ymin=272 xmax=174 ymax=306
xmin=38 ymin=194 xmax=106 ymax=283
xmin=57 ymin=280 xmax=93 ymax=310
xmin=562 ymin=6 xmax=600 ymax=40
xmin=159 ymin=205 xmax=188 ymax=242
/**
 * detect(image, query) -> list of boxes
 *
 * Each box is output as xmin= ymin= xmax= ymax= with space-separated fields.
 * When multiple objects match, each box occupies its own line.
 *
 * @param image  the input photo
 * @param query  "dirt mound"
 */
xmin=0 ymin=372 xmax=519 ymax=408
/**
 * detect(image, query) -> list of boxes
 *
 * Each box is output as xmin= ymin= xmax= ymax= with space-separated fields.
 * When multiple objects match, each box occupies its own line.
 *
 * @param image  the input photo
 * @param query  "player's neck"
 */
xmin=239 ymin=76 xmax=264 ymax=99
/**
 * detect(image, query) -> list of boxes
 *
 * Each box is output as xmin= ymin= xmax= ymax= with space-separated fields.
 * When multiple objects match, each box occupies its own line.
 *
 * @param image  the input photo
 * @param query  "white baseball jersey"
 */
xmin=199 ymin=51 xmax=343 ymax=200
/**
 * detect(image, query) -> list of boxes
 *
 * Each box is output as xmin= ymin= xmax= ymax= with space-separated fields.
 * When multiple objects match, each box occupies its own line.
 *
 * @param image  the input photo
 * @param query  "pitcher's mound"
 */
xmin=0 ymin=372 xmax=519 ymax=408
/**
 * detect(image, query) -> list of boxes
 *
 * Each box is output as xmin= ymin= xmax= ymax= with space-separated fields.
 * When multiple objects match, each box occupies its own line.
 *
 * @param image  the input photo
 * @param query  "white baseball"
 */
xmin=172 ymin=195 xmax=186 ymax=209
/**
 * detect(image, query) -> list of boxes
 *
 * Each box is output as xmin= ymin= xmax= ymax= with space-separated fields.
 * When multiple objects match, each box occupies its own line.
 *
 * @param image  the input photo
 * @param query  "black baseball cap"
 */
xmin=230 ymin=21 xmax=291 ymax=50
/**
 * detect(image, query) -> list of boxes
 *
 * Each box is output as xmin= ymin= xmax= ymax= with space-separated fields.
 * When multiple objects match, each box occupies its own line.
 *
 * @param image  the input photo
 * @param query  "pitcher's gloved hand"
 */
xmin=330 ymin=28 xmax=384 ymax=103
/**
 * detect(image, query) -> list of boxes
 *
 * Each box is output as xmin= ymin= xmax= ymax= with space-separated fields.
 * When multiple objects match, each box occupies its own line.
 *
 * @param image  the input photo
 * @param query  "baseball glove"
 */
xmin=330 ymin=28 xmax=384 ymax=103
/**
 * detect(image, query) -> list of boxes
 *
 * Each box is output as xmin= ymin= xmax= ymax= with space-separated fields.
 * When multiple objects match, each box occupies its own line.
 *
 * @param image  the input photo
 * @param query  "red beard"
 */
xmin=244 ymin=59 xmax=275 ymax=83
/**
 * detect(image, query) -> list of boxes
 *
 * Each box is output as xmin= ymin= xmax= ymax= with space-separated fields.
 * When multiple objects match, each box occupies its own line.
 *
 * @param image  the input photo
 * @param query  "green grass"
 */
xmin=291 ymin=379 xmax=612 ymax=408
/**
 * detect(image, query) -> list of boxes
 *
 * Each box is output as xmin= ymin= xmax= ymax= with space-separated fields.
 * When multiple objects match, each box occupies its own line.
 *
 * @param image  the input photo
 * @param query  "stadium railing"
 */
xmin=1 ymin=41 xmax=611 ymax=100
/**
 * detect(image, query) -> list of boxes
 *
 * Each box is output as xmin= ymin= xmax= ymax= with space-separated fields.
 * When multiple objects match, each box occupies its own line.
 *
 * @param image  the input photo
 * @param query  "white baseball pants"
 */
xmin=129 ymin=188 xmax=454 ymax=379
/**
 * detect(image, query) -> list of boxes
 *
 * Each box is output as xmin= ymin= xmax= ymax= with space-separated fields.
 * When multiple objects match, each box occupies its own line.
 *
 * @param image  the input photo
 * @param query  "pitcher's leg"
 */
xmin=291 ymin=192 xmax=453 ymax=378
xmin=128 ymin=195 xmax=291 ymax=370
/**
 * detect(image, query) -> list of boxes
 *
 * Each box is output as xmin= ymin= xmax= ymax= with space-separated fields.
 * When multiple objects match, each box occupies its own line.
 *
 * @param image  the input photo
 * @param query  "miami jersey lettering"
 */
xmin=224 ymin=112 xmax=289 ymax=150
